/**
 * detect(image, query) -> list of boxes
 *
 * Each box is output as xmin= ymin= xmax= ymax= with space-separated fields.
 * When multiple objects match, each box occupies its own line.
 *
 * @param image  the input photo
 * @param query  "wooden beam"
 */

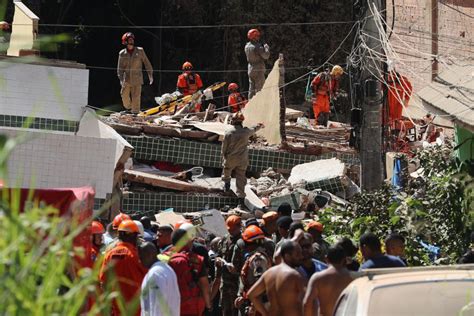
xmin=123 ymin=169 xmax=220 ymax=193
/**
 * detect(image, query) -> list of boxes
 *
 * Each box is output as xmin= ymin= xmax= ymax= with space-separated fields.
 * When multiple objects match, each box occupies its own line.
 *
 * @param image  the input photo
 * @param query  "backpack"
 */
xmin=241 ymin=250 xmax=272 ymax=292
xmin=168 ymin=251 xmax=205 ymax=315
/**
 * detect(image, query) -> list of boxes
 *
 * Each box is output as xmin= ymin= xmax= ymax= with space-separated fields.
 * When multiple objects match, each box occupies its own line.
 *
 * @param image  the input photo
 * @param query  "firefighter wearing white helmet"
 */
xmin=222 ymin=112 xmax=265 ymax=206
xmin=244 ymin=28 xmax=270 ymax=99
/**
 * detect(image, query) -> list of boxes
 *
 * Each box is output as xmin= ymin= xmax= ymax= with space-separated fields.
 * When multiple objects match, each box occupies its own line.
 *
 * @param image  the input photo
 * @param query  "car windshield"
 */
xmin=368 ymin=280 xmax=474 ymax=316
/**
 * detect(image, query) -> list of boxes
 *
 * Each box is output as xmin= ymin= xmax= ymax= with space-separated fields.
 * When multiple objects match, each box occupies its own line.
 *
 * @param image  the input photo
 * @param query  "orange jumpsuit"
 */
xmin=228 ymin=92 xmax=247 ymax=113
xmin=387 ymin=71 xmax=412 ymax=123
xmin=177 ymin=72 xmax=204 ymax=112
xmin=99 ymin=241 xmax=148 ymax=316
xmin=311 ymin=72 xmax=338 ymax=124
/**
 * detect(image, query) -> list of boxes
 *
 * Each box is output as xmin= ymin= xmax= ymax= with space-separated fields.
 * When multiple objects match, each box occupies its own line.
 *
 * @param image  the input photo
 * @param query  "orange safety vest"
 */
xmin=228 ymin=92 xmax=247 ymax=113
xmin=177 ymin=72 xmax=203 ymax=96
xmin=99 ymin=242 xmax=148 ymax=316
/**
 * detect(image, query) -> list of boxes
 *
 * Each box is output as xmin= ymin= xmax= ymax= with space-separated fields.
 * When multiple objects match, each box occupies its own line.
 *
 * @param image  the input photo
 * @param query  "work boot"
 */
xmin=237 ymin=197 xmax=246 ymax=209
xmin=223 ymin=182 xmax=231 ymax=193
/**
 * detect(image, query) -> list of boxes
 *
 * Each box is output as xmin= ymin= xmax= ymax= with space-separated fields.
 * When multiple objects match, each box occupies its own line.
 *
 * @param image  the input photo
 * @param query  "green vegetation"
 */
xmin=319 ymin=143 xmax=473 ymax=265
xmin=0 ymin=135 xmax=116 ymax=315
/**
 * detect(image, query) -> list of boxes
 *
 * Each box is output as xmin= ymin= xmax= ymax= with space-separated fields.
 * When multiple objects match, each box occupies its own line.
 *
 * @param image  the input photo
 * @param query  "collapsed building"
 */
xmin=0 ymin=1 xmax=362 ymax=228
xmin=99 ymin=59 xmax=361 ymax=220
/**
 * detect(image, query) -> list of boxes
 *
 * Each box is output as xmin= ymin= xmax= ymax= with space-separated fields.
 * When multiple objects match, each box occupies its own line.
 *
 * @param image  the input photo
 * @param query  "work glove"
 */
xmin=264 ymin=43 xmax=269 ymax=50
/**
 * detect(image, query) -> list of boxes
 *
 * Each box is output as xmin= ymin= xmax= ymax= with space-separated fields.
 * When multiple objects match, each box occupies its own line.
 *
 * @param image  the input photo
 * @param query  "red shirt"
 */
xmin=99 ymin=241 xmax=148 ymax=316
xmin=168 ymin=251 xmax=206 ymax=316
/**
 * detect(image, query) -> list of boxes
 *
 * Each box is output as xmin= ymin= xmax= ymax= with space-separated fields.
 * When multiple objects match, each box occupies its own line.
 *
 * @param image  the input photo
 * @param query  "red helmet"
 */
xmin=112 ymin=213 xmax=131 ymax=230
xmin=90 ymin=221 xmax=105 ymax=235
xmin=228 ymin=83 xmax=239 ymax=92
xmin=118 ymin=220 xmax=140 ymax=233
xmin=242 ymin=225 xmax=265 ymax=243
xmin=182 ymin=61 xmax=193 ymax=71
xmin=121 ymin=32 xmax=135 ymax=45
xmin=247 ymin=29 xmax=261 ymax=41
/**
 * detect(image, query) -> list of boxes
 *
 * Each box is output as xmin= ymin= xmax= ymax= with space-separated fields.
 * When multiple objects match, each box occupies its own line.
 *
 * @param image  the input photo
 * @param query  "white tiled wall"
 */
xmin=0 ymin=61 xmax=89 ymax=121
xmin=1 ymin=127 xmax=115 ymax=198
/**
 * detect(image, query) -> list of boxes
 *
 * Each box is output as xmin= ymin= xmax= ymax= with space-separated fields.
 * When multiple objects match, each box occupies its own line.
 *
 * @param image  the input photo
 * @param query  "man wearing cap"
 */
xmin=100 ymin=220 xmax=148 ymax=316
xmin=221 ymin=112 xmax=264 ymax=206
xmin=156 ymin=224 xmax=174 ymax=254
xmin=217 ymin=215 xmax=242 ymax=316
xmin=307 ymin=221 xmax=330 ymax=262
xmin=261 ymin=211 xmax=278 ymax=240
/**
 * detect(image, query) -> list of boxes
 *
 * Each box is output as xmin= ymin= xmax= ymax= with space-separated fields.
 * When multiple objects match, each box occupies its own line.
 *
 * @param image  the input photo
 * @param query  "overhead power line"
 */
xmin=35 ymin=20 xmax=356 ymax=30
xmin=440 ymin=1 xmax=474 ymax=19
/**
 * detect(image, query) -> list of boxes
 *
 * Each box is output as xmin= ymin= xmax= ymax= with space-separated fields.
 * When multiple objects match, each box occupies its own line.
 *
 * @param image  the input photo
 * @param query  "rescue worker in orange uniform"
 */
xmin=387 ymin=70 xmax=412 ymax=124
xmin=90 ymin=221 xmax=105 ymax=263
xmin=311 ymin=65 xmax=343 ymax=126
xmin=177 ymin=61 xmax=204 ymax=112
xmin=99 ymin=220 xmax=148 ymax=316
xmin=227 ymin=83 xmax=248 ymax=113
xmin=104 ymin=212 xmax=132 ymax=251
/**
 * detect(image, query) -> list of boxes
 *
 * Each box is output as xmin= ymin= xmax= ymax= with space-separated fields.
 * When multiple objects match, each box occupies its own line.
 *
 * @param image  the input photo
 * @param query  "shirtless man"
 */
xmin=248 ymin=240 xmax=305 ymax=316
xmin=303 ymin=246 xmax=353 ymax=316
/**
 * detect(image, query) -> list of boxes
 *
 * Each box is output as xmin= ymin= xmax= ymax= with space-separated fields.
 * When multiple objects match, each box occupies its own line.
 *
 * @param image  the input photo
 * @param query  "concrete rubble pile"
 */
xmin=96 ymin=60 xmax=360 ymax=215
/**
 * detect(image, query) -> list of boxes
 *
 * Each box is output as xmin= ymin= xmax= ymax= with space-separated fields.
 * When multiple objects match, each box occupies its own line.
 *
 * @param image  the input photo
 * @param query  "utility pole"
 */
xmin=431 ymin=0 xmax=439 ymax=80
xmin=359 ymin=0 xmax=384 ymax=191
xmin=279 ymin=53 xmax=287 ymax=144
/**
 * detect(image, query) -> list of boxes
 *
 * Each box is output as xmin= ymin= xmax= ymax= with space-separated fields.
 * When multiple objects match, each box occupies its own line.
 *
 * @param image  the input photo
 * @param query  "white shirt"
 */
xmin=141 ymin=261 xmax=180 ymax=316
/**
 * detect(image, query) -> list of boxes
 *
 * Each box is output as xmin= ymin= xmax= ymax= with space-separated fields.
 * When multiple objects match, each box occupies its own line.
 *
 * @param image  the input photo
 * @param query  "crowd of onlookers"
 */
xmin=90 ymin=202 xmax=473 ymax=316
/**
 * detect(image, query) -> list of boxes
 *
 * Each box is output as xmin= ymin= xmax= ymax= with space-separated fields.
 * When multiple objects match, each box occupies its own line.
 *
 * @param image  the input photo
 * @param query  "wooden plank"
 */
xmin=124 ymin=169 xmax=219 ymax=193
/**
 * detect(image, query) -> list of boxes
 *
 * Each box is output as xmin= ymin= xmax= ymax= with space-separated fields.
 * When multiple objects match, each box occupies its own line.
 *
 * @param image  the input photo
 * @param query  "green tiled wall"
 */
xmin=0 ymin=115 xmax=78 ymax=132
xmin=305 ymin=176 xmax=345 ymax=193
xmin=124 ymin=135 xmax=360 ymax=172
xmin=122 ymin=192 xmax=240 ymax=214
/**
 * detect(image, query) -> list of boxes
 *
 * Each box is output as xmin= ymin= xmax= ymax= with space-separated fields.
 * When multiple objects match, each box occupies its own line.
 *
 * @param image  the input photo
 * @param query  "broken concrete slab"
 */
xmin=288 ymin=158 xmax=346 ymax=185
xmin=124 ymin=169 xmax=219 ymax=193
xmin=184 ymin=209 xmax=228 ymax=237
xmin=193 ymin=122 xmax=233 ymax=136
xmin=286 ymin=107 xmax=304 ymax=120
xmin=155 ymin=211 xmax=185 ymax=226
xmin=242 ymin=59 xmax=281 ymax=145
xmin=230 ymin=179 xmax=266 ymax=211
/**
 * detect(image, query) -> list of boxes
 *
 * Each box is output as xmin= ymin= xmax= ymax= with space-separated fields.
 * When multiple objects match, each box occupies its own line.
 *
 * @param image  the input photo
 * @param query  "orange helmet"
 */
xmin=247 ymin=28 xmax=261 ymax=41
xmin=90 ymin=221 xmax=105 ymax=235
xmin=118 ymin=220 xmax=140 ymax=233
xmin=307 ymin=221 xmax=324 ymax=233
xmin=182 ymin=61 xmax=193 ymax=71
xmin=228 ymin=83 xmax=239 ymax=92
xmin=112 ymin=213 xmax=131 ymax=230
xmin=242 ymin=225 xmax=265 ymax=243
xmin=226 ymin=215 xmax=242 ymax=230
xmin=121 ymin=32 xmax=135 ymax=45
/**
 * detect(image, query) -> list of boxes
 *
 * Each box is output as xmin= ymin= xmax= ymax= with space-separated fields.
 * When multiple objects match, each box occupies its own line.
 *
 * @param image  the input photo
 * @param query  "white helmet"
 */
xmin=133 ymin=220 xmax=145 ymax=236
